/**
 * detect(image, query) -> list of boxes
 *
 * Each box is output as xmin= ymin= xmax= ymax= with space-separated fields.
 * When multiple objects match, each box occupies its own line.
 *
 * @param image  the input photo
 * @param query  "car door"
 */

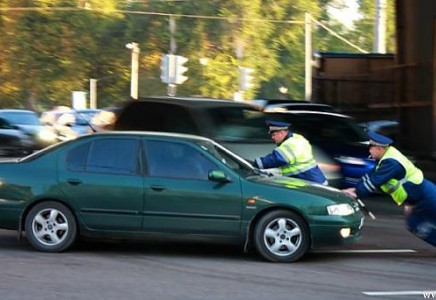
xmin=58 ymin=137 xmax=144 ymax=231
xmin=142 ymin=139 xmax=243 ymax=236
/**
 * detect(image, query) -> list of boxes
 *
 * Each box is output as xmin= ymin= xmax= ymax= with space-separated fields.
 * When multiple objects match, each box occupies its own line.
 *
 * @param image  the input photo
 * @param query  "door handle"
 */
xmin=67 ymin=179 xmax=83 ymax=186
xmin=150 ymin=185 xmax=166 ymax=192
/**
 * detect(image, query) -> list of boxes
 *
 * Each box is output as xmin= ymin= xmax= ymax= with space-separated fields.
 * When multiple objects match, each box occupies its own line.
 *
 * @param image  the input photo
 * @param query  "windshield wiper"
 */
xmin=251 ymin=168 xmax=274 ymax=177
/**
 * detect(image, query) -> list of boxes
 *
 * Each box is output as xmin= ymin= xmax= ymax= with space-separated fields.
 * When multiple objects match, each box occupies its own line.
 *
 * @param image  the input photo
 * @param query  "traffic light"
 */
xmin=160 ymin=54 xmax=188 ymax=84
xmin=239 ymin=67 xmax=254 ymax=91
xmin=174 ymin=55 xmax=189 ymax=84
xmin=160 ymin=54 xmax=170 ymax=83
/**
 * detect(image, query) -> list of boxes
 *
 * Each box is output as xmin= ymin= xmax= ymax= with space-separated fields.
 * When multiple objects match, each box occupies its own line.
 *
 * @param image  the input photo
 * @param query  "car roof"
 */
xmin=0 ymin=109 xmax=36 ymax=114
xmin=135 ymin=96 xmax=258 ymax=109
xmin=75 ymin=109 xmax=101 ymax=113
xmin=93 ymin=130 xmax=214 ymax=143
xmin=275 ymin=110 xmax=353 ymax=119
xmin=249 ymin=99 xmax=335 ymax=112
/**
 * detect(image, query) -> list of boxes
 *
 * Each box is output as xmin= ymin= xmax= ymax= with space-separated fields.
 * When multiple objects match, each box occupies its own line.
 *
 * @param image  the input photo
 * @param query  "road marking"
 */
xmin=363 ymin=291 xmax=436 ymax=296
xmin=314 ymin=249 xmax=417 ymax=253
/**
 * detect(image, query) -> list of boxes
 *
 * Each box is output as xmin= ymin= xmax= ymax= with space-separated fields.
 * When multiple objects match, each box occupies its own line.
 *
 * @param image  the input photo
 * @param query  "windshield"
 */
xmin=75 ymin=111 xmax=99 ymax=125
xmin=205 ymin=107 xmax=270 ymax=142
xmin=0 ymin=117 xmax=15 ymax=129
xmin=194 ymin=139 xmax=256 ymax=177
xmin=0 ymin=111 xmax=40 ymax=126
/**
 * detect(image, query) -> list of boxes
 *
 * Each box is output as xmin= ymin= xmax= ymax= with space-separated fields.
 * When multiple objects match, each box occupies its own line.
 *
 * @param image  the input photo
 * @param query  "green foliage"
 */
xmin=0 ymin=0 xmax=396 ymax=109
xmin=352 ymin=0 xmax=396 ymax=52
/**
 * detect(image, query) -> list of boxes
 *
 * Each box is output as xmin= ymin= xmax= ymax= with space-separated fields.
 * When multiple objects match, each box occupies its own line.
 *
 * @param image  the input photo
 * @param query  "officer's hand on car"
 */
xmin=342 ymin=188 xmax=357 ymax=199
xmin=404 ymin=204 xmax=414 ymax=215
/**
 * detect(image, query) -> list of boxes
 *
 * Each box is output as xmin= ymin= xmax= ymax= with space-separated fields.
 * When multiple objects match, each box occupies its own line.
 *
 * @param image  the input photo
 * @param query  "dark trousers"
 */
xmin=405 ymin=179 xmax=436 ymax=247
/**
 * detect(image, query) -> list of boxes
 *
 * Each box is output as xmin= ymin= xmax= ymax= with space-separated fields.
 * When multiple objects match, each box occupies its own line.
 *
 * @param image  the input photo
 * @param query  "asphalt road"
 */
xmin=0 ymin=196 xmax=435 ymax=300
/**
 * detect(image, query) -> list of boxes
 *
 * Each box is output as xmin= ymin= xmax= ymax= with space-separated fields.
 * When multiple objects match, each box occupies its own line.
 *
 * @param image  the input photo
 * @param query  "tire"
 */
xmin=254 ymin=210 xmax=310 ymax=262
xmin=25 ymin=201 xmax=77 ymax=252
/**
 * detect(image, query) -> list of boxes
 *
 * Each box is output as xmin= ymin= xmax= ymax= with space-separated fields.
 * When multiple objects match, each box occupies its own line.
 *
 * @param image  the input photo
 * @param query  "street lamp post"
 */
xmin=126 ymin=42 xmax=140 ymax=100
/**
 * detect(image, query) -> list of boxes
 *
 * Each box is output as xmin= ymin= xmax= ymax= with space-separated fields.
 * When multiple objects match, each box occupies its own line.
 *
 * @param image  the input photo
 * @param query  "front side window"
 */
xmin=145 ymin=140 xmax=218 ymax=180
xmin=283 ymin=113 xmax=368 ymax=142
xmin=86 ymin=139 xmax=139 ymax=175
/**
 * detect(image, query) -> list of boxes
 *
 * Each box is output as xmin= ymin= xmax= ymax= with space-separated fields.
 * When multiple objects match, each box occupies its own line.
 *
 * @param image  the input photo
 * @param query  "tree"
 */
xmin=0 ymin=0 xmax=126 ymax=110
xmin=350 ymin=0 xmax=396 ymax=53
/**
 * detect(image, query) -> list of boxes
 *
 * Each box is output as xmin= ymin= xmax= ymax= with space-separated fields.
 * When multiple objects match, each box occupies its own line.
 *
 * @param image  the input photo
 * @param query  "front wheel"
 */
xmin=254 ymin=210 xmax=310 ymax=262
xmin=25 ymin=201 xmax=77 ymax=252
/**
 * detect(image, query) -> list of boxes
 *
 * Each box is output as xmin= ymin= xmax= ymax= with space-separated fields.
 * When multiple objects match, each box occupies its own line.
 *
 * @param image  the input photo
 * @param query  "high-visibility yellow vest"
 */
xmin=277 ymin=134 xmax=317 ymax=176
xmin=377 ymin=146 xmax=423 ymax=205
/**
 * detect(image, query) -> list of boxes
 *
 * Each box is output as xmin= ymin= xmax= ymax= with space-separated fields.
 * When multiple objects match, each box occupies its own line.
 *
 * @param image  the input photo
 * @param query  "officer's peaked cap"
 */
xmin=368 ymin=131 xmax=393 ymax=147
xmin=266 ymin=120 xmax=291 ymax=133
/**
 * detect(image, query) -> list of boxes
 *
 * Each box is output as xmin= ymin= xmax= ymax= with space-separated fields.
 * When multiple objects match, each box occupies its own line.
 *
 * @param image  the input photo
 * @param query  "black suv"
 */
xmin=249 ymin=99 xmax=337 ymax=113
xmin=113 ymin=96 xmax=342 ymax=184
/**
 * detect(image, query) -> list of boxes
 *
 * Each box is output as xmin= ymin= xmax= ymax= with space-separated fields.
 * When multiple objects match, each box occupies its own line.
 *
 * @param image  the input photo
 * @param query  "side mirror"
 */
xmin=208 ymin=170 xmax=232 ymax=183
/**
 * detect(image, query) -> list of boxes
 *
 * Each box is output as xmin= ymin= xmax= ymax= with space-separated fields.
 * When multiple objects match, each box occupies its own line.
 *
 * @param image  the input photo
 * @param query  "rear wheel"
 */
xmin=25 ymin=201 xmax=77 ymax=252
xmin=254 ymin=210 xmax=310 ymax=262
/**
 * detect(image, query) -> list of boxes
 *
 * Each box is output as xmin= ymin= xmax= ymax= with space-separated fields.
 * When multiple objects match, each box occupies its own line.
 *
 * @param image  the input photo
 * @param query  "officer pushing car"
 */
xmin=253 ymin=121 xmax=328 ymax=185
xmin=342 ymin=131 xmax=436 ymax=247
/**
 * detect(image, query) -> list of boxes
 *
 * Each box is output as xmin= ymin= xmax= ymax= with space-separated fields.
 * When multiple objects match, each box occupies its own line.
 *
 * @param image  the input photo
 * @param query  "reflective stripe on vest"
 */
xmin=376 ymin=146 xmax=423 ymax=205
xmin=277 ymin=133 xmax=317 ymax=176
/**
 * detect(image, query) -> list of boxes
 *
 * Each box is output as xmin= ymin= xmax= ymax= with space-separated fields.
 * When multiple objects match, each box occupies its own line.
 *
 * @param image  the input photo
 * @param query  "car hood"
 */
xmin=247 ymin=174 xmax=351 ymax=201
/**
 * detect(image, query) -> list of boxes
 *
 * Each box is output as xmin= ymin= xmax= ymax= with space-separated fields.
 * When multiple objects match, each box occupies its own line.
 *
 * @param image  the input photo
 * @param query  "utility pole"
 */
xmin=305 ymin=13 xmax=313 ymax=101
xmin=126 ymin=42 xmax=140 ymax=99
xmin=168 ymin=15 xmax=177 ymax=97
xmin=374 ymin=0 xmax=387 ymax=53
xmin=90 ymin=78 xmax=97 ymax=109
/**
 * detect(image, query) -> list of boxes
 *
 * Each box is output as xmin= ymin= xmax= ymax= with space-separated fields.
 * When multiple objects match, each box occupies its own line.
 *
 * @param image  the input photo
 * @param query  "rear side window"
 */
xmin=66 ymin=142 xmax=91 ymax=171
xmin=115 ymin=102 xmax=198 ymax=134
xmin=206 ymin=107 xmax=270 ymax=141
xmin=87 ymin=139 xmax=139 ymax=175
xmin=66 ymin=138 xmax=139 ymax=175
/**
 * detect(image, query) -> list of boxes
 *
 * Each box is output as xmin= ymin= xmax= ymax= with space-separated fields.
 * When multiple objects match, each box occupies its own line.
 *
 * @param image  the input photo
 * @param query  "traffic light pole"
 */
xmin=305 ymin=13 xmax=312 ymax=101
xmin=168 ymin=15 xmax=177 ymax=97
xmin=90 ymin=78 xmax=97 ymax=108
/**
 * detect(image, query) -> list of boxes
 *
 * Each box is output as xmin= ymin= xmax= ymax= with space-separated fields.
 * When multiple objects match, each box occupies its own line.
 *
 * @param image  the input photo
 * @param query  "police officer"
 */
xmin=254 ymin=121 xmax=327 ymax=184
xmin=342 ymin=131 xmax=436 ymax=247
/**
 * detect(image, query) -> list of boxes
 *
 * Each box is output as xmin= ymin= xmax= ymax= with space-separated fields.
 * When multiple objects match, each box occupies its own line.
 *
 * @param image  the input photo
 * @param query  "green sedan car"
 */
xmin=0 ymin=131 xmax=364 ymax=262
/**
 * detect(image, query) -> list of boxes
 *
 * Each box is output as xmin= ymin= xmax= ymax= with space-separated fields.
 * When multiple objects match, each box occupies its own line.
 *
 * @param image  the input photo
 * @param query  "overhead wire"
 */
xmin=0 ymin=6 xmax=369 ymax=52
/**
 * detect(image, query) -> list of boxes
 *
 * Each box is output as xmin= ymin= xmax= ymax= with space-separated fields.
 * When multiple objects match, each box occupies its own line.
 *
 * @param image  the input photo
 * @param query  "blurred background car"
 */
xmin=0 ymin=109 xmax=57 ymax=150
xmin=90 ymin=106 xmax=122 ymax=131
xmin=113 ymin=97 xmax=343 ymax=185
xmin=359 ymin=120 xmax=399 ymax=145
xmin=249 ymin=99 xmax=337 ymax=113
xmin=55 ymin=109 xmax=101 ymax=141
xmin=0 ymin=116 xmax=34 ymax=156
xmin=267 ymin=110 xmax=375 ymax=187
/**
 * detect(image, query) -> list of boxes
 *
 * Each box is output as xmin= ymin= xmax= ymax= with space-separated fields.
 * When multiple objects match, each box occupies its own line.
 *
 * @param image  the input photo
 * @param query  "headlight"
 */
xmin=327 ymin=204 xmax=355 ymax=216
xmin=38 ymin=130 xmax=57 ymax=141
xmin=336 ymin=156 xmax=366 ymax=165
